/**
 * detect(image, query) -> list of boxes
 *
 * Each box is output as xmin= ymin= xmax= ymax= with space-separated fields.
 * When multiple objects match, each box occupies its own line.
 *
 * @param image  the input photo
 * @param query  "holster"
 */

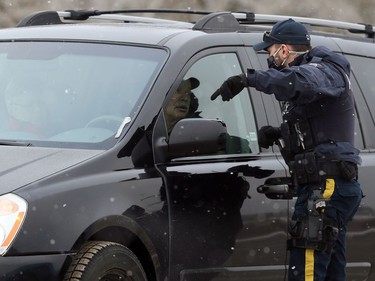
xmin=280 ymin=122 xmax=300 ymax=163
xmin=293 ymin=152 xmax=320 ymax=184
xmin=288 ymin=188 xmax=339 ymax=253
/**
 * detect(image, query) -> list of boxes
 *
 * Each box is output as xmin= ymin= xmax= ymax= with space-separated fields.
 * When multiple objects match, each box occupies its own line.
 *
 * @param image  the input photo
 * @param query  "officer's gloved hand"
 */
xmin=258 ymin=126 xmax=282 ymax=148
xmin=211 ymin=74 xmax=247 ymax=101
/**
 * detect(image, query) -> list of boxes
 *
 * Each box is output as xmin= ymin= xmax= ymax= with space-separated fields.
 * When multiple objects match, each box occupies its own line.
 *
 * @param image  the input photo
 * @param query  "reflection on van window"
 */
xmin=0 ymin=42 xmax=166 ymax=148
xmin=183 ymin=53 xmax=259 ymax=154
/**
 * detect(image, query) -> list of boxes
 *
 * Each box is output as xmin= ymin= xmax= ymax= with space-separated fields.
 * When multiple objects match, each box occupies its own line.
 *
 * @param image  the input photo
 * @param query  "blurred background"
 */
xmin=0 ymin=0 xmax=374 ymax=28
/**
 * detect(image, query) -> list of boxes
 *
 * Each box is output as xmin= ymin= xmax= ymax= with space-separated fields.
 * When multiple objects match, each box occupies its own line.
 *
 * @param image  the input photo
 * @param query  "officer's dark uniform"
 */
xmin=211 ymin=19 xmax=363 ymax=281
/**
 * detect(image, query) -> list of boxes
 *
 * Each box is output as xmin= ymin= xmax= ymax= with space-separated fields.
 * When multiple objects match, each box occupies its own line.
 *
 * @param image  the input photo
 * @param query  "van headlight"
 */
xmin=0 ymin=194 xmax=27 ymax=255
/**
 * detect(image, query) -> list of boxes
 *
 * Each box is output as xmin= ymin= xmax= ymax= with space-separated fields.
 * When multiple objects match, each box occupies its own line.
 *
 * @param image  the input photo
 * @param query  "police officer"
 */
xmin=211 ymin=18 xmax=363 ymax=281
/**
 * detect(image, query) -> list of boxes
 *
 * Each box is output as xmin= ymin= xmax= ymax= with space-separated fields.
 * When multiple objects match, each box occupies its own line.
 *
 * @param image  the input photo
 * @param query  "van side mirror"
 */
xmin=168 ymin=118 xmax=227 ymax=158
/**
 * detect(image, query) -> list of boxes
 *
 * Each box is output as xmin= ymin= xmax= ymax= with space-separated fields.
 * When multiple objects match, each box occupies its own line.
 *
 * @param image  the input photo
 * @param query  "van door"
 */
xmin=341 ymin=53 xmax=375 ymax=280
xmin=154 ymin=48 xmax=291 ymax=281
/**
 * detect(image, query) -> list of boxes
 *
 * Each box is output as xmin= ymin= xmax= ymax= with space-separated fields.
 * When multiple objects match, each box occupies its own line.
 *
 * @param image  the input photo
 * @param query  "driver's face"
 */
xmin=165 ymin=85 xmax=191 ymax=122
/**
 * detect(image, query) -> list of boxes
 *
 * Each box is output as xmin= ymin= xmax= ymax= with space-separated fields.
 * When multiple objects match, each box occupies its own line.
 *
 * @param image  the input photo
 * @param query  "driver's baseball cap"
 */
xmin=253 ymin=18 xmax=311 ymax=51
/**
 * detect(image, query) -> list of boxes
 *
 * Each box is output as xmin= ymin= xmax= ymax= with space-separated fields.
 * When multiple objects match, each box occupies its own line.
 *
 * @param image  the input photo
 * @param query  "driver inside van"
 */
xmin=131 ymin=76 xmax=250 ymax=167
xmin=164 ymin=77 xmax=200 ymax=133
xmin=165 ymin=76 xmax=250 ymax=154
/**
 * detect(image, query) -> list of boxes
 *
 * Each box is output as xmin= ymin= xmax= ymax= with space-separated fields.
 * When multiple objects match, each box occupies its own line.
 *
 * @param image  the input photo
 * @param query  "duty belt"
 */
xmin=292 ymin=152 xmax=358 ymax=185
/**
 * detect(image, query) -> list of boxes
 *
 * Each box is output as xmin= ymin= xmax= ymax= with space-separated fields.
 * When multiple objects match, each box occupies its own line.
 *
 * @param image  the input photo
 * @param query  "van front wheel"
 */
xmin=63 ymin=241 xmax=148 ymax=281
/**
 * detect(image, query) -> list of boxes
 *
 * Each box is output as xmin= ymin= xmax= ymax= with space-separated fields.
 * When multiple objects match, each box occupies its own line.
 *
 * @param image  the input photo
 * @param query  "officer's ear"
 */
xmin=281 ymin=44 xmax=291 ymax=57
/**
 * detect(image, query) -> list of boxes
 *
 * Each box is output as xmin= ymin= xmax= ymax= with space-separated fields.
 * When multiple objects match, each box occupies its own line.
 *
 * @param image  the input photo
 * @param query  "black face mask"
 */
xmin=267 ymin=55 xmax=284 ymax=70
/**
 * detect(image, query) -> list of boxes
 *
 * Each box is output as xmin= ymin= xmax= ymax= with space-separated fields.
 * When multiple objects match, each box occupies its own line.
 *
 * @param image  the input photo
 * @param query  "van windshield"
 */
xmin=0 ymin=41 xmax=166 ymax=149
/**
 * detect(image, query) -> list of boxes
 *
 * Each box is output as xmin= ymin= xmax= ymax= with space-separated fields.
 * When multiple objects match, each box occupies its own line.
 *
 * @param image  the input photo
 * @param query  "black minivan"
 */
xmin=0 ymin=9 xmax=374 ymax=281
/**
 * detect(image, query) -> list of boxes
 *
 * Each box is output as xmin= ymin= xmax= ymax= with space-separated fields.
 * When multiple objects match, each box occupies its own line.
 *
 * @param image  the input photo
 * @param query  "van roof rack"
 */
xmin=17 ymin=9 xmax=375 ymax=38
xmin=237 ymin=13 xmax=375 ymax=38
xmin=16 ymin=9 xmax=209 ymax=27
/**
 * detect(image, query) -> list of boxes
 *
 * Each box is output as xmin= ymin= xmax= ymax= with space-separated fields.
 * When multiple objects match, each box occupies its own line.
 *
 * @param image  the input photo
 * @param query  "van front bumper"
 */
xmin=0 ymin=253 xmax=71 ymax=281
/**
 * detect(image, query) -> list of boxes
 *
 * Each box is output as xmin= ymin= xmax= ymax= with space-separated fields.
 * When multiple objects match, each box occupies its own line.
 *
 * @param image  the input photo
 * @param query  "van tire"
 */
xmin=63 ymin=241 xmax=148 ymax=281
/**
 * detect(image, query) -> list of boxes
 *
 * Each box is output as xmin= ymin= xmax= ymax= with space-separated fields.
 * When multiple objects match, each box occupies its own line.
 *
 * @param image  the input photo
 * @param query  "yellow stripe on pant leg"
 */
xmin=323 ymin=179 xmax=335 ymax=199
xmin=305 ymin=248 xmax=314 ymax=281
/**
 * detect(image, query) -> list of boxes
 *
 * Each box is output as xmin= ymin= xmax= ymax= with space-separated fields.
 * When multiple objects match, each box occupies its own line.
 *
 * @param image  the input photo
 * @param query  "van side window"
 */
xmin=184 ymin=53 xmax=259 ymax=154
xmin=346 ymin=56 xmax=375 ymax=104
xmin=343 ymin=55 xmax=374 ymax=149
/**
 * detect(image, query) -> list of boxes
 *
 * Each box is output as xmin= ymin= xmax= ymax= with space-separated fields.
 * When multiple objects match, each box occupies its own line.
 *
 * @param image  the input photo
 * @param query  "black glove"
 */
xmin=211 ymin=74 xmax=247 ymax=101
xmin=258 ymin=126 xmax=281 ymax=148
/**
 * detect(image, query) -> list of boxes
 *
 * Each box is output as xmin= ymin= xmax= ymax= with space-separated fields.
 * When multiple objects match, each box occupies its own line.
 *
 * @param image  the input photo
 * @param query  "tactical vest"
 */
xmin=280 ymin=61 xmax=355 ymax=156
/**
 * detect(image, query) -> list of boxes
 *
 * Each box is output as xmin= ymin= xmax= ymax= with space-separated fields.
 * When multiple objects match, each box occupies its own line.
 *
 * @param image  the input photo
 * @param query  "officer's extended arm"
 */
xmin=211 ymin=65 xmax=344 ymax=103
xmin=211 ymin=69 xmax=307 ymax=102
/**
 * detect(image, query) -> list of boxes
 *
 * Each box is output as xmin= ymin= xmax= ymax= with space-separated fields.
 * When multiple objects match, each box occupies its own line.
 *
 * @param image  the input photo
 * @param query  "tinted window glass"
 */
xmin=178 ymin=53 xmax=259 ymax=154
xmin=346 ymin=54 xmax=375 ymax=148
xmin=0 ymin=42 xmax=166 ymax=148
xmin=347 ymin=55 xmax=375 ymax=106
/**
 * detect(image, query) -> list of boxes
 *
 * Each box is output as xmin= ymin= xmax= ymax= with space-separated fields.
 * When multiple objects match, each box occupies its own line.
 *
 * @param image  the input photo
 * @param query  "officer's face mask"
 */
xmin=267 ymin=45 xmax=308 ymax=70
xmin=267 ymin=45 xmax=288 ymax=70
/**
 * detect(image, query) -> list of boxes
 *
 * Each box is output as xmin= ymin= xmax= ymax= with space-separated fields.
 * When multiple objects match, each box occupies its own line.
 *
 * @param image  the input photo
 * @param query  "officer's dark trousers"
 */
xmin=288 ymin=178 xmax=362 ymax=281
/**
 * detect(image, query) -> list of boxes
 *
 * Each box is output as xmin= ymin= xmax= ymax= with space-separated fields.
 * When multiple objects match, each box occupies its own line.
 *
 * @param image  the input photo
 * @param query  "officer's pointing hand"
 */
xmin=210 ymin=74 xmax=248 ymax=101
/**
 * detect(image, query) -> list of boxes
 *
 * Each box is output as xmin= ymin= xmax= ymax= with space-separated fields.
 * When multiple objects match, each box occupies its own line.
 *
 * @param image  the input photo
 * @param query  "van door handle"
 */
xmin=257 ymin=182 xmax=294 ymax=199
xmin=257 ymin=184 xmax=289 ymax=194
